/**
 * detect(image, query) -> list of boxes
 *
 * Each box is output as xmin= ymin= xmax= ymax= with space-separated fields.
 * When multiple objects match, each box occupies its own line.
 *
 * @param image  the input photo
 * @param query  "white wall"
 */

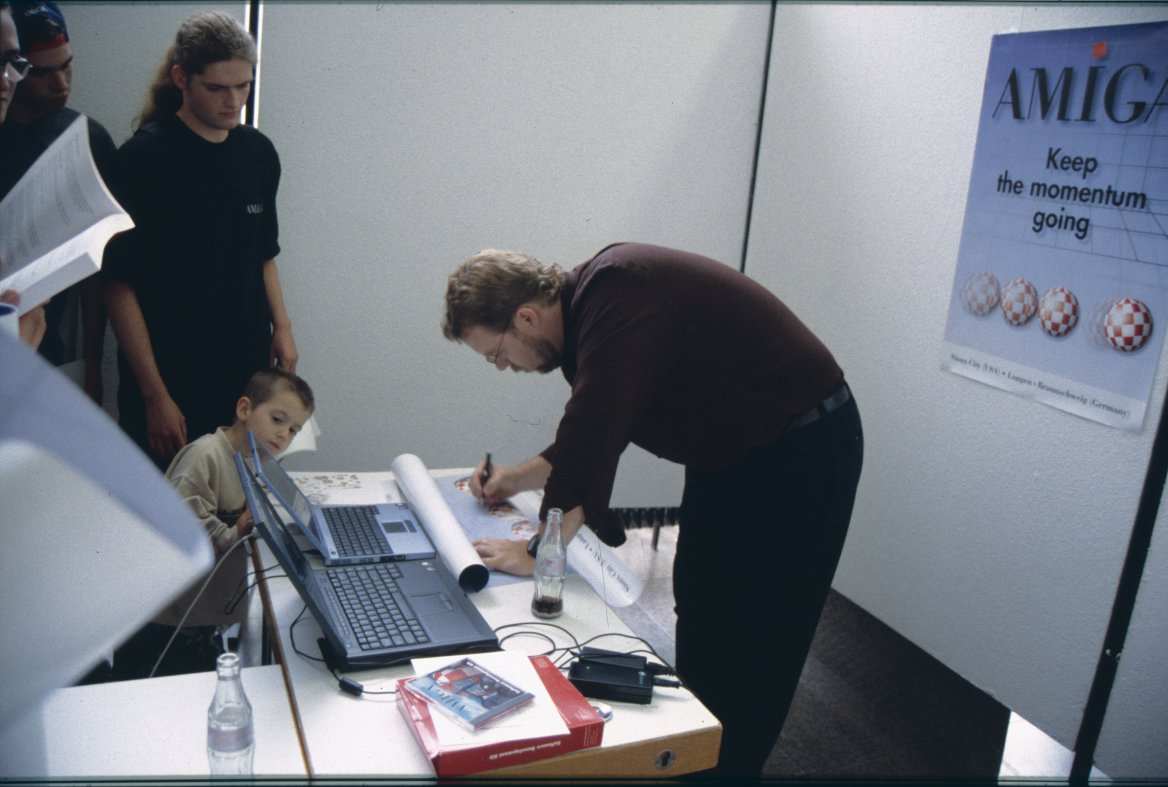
xmin=747 ymin=4 xmax=1167 ymax=778
xmin=63 ymin=1 xmax=770 ymax=506
xmin=256 ymin=2 xmax=769 ymax=509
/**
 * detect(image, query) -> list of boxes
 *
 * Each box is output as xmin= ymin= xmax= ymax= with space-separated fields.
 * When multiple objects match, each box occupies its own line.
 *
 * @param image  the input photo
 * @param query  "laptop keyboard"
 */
xmin=323 ymin=506 xmax=394 ymax=557
xmin=326 ymin=563 xmax=431 ymax=651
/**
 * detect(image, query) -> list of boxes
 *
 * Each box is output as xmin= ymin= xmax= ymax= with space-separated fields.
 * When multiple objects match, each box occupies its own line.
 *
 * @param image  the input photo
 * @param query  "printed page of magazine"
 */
xmin=0 ymin=115 xmax=132 ymax=314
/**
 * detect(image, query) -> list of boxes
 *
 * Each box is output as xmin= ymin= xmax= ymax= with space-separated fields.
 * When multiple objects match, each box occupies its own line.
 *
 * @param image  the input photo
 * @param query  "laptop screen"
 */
xmin=234 ymin=452 xmax=311 ymax=580
xmin=234 ymin=452 xmax=349 ymax=648
xmin=248 ymin=431 xmax=323 ymax=542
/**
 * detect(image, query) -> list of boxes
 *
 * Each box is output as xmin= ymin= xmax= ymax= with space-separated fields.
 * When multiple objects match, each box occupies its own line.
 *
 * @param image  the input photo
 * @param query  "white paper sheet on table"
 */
xmin=429 ymin=469 xmax=644 ymax=607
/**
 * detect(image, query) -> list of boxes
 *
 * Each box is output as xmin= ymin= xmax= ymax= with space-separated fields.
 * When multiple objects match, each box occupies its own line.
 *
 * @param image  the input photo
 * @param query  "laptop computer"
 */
xmin=235 ymin=452 xmax=499 ymax=670
xmin=248 ymin=431 xmax=435 ymax=565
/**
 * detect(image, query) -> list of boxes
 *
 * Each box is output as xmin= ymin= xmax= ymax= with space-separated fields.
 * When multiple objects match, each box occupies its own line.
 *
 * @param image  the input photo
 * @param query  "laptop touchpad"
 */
xmin=411 ymin=593 xmax=454 ymax=615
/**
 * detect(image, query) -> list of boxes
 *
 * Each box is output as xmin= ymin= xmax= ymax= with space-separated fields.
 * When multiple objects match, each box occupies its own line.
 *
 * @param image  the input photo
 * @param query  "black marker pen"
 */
xmin=480 ymin=452 xmax=492 ymax=500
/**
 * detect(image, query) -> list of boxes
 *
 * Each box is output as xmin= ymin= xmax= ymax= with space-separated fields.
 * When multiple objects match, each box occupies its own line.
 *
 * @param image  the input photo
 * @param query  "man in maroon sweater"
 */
xmin=444 ymin=242 xmax=863 ymax=777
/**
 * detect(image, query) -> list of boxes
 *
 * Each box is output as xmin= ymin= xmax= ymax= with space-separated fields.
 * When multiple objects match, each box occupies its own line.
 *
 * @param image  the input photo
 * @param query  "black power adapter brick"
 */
xmin=568 ymin=659 xmax=654 ymax=704
xmin=578 ymin=646 xmax=648 ymax=672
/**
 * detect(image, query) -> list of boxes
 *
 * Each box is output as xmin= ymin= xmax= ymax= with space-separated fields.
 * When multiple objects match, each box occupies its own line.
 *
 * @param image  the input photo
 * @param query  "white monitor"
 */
xmin=0 ymin=330 xmax=214 ymax=736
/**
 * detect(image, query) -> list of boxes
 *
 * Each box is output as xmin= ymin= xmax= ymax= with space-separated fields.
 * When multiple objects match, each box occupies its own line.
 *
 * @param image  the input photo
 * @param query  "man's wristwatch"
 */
xmin=526 ymin=533 xmax=541 ymax=557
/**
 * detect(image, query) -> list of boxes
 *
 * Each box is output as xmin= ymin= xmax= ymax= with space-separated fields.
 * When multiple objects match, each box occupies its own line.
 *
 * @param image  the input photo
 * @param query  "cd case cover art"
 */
xmin=403 ymin=657 xmax=536 ymax=731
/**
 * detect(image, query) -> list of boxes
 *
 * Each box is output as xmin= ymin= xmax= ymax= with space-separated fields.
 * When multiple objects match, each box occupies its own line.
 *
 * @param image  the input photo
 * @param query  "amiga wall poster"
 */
xmin=944 ymin=20 xmax=1168 ymax=432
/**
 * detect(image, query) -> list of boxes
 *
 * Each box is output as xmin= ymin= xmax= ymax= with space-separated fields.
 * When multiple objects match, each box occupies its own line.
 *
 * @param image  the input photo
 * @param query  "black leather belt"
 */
xmin=786 ymin=382 xmax=851 ymax=433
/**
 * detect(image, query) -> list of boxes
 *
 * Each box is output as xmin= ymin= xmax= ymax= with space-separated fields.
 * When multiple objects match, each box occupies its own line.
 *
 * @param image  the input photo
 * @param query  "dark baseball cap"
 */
xmin=12 ymin=1 xmax=68 ymax=54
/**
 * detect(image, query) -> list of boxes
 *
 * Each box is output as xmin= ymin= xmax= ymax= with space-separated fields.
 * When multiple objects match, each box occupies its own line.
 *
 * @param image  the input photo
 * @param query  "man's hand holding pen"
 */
xmin=471 ymin=451 xmax=534 ymax=573
xmin=468 ymin=453 xmax=572 ymax=576
xmin=471 ymin=453 xmax=521 ymax=506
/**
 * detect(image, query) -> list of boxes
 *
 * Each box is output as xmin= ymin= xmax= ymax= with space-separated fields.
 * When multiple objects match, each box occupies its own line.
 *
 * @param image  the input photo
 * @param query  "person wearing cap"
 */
xmin=102 ymin=11 xmax=298 ymax=471
xmin=0 ymin=1 xmax=116 ymax=397
xmin=1 ymin=0 xmax=47 ymax=349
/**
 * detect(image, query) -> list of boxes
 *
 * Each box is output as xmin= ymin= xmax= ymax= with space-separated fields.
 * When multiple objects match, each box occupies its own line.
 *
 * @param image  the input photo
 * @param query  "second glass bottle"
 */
xmin=531 ymin=507 xmax=566 ymax=618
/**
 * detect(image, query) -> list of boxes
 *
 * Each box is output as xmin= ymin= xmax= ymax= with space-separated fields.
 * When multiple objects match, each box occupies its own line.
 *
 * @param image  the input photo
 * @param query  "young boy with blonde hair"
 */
xmin=111 ymin=368 xmax=314 ymax=680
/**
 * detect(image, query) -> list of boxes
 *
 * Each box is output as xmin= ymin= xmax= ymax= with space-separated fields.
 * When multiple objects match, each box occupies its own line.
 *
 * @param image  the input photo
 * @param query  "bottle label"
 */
xmin=208 ymin=725 xmax=254 ymax=752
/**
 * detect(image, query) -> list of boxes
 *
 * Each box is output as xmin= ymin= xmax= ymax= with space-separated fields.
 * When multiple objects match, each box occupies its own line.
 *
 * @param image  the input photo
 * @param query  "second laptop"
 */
xmin=247 ymin=430 xmax=436 ymax=565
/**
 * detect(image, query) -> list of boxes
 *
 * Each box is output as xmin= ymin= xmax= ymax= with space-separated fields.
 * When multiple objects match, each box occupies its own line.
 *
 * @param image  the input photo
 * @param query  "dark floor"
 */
xmin=609 ymin=521 xmax=1011 ymax=782
xmin=766 ymin=590 xmax=1010 ymax=780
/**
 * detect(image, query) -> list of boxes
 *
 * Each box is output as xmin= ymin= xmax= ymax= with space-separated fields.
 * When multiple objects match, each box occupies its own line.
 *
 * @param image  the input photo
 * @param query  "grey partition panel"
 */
xmin=745 ymin=3 xmax=1168 ymax=778
xmin=257 ymin=3 xmax=770 ymax=507
xmin=58 ymin=0 xmax=766 ymax=496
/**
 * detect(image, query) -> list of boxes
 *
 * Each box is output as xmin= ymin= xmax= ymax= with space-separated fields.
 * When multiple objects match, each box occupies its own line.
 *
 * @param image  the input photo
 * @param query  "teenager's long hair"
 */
xmin=136 ymin=10 xmax=256 ymax=129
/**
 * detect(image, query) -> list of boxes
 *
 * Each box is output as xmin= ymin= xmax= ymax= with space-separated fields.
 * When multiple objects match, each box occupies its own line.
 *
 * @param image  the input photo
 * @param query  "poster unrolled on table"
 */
xmin=289 ymin=459 xmax=645 ymax=606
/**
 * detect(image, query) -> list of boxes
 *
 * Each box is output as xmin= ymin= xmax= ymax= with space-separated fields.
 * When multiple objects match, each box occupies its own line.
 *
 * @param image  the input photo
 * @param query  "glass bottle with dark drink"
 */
xmin=531 ymin=508 xmax=566 ymax=618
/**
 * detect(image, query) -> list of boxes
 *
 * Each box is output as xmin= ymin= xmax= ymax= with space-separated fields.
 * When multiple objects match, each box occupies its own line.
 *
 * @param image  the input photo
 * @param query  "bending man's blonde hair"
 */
xmin=442 ymin=249 xmax=564 ymax=341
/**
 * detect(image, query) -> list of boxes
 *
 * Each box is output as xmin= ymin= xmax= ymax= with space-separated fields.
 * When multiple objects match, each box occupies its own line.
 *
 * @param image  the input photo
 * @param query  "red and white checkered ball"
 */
xmin=1001 ymin=278 xmax=1038 ymax=326
xmin=961 ymin=271 xmax=1000 ymax=316
xmin=1039 ymin=287 xmax=1079 ymax=337
xmin=1105 ymin=298 xmax=1153 ymax=352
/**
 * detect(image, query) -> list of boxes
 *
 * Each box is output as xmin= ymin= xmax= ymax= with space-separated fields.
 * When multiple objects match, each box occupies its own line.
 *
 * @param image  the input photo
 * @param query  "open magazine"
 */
xmin=0 ymin=115 xmax=132 ymax=314
xmin=288 ymin=455 xmax=645 ymax=606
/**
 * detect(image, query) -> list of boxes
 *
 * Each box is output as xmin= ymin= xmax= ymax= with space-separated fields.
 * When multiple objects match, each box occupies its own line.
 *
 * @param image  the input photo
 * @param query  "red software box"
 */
xmin=397 ymin=654 xmax=605 ymax=777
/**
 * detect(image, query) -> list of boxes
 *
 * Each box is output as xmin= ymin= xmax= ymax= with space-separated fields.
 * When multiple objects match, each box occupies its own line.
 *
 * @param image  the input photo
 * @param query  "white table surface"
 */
xmin=0 ymin=465 xmax=717 ymax=781
xmin=261 ymin=558 xmax=720 ymax=777
xmin=0 ymin=664 xmax=306 ymax=778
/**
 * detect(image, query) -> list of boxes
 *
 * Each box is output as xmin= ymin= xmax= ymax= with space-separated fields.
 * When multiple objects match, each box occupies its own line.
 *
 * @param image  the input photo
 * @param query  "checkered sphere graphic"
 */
xmin=1001 ymin=278 xmax=1038 ymax=326
xmin=961 ymin=271 xmax=1000 ymax=316
xmin=1039 ymin=287 xmax=1079 ymax=337
xmin=1105 ymin=297 xmax=1153 ymax=352
xmin=958 ymin=269 xmax=1156 ymax=359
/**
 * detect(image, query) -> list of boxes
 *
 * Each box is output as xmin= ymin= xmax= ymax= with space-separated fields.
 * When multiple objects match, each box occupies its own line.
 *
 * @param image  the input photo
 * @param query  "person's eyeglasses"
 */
xmin=485 ymin=329 xmax=507 ymax=365
xmin=2 ymin=55 xmax=32 ymax=84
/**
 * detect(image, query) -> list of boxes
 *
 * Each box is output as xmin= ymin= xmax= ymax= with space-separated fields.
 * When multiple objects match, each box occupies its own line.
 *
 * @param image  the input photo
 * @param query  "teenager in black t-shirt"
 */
xmin=102 ymin=11 xmax=298 ymax=469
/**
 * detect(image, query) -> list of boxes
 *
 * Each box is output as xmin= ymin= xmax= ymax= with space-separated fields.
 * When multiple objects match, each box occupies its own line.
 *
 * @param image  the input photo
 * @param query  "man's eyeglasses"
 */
xmin=485 ymin=329 xmax=507 ymax=365
xmin=2 ymin=55 xmax=32 ymax=84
